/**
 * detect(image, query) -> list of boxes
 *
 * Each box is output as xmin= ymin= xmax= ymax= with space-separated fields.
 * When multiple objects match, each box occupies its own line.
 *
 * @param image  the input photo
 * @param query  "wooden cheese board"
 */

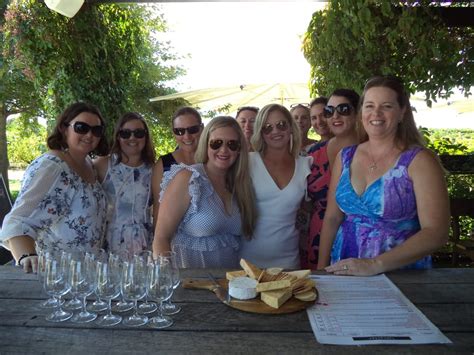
xmin=182 ymin=278 xmax=317 ymax=314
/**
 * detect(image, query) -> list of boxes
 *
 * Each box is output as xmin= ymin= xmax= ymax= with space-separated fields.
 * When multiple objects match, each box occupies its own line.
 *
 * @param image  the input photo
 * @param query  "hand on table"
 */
xmin=19 ymin=255 xmax=38 ymax=274
xmin=325 ymin=258 xmax=383 ymax=276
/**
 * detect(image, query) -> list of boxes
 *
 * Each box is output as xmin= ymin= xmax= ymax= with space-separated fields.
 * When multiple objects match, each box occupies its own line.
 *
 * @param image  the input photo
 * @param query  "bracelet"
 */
xmin=17 ymin=253 xmax=38 ymax=267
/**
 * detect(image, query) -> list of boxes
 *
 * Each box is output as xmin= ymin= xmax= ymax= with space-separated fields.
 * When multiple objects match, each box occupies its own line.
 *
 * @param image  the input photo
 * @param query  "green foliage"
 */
xmin=303 ymin=1 xmax=473 ymax=104
xmin=6 ymin=115 xmax=47 ymax=167
xmin=2 ymin=1 xmax=183 ymax=135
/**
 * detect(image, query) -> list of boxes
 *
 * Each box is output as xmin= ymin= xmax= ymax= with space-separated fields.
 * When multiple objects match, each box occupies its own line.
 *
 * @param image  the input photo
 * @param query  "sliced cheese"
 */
xmin=260 ymin=288 xmax=292 ymax=309
xmin=285 ymin=269 xmax=311 ymax=279
xmin=240 ymin=258 xmax=262 ymax=280
xmin=229 ymin=277 xmax=258 ymax=300
xmin=256 ymin=279 xmax=291 ymax=293
xmin=294 ymin=289 xmax=317 ymax=302
xmin=226 ymin=270 xmax=247 ymax=281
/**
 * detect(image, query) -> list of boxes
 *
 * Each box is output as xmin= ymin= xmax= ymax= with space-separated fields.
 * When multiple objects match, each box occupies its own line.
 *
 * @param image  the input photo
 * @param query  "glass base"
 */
xmin=148 ymin=315 xmax=173 ymax=329
xmin=123 ymin=314 xmax=148 ymax=327
xmin=71 ymin=311 xmax=97 ymax=323
xmin=97 ymin=313 xmax=122 ymax=327
xmin=113 ymin=300 xmax=134 ymax=313
xmin=138 ymin=301 xmax=158 ymax=314
xmin=88 ymin=299 xmax=109 ymax=312
xmin=46 ymin=309 xmax=73 ymax=322
xmin=40 ymin=297 xmax=64 ymax=309
xmin=161 ymin=302 xmax=181 ymax=315
xmin=63 ymin=297 xmax=83 ymax=311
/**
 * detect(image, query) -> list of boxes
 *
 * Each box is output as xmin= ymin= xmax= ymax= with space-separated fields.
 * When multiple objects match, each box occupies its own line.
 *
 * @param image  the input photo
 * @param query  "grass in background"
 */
xmin=8 ymin=179 xmax=20 ymax=202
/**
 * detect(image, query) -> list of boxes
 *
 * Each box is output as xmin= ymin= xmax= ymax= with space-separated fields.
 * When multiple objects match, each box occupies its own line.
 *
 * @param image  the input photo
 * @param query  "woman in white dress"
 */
xmin=240 ymin=104 xmax=312 ymax=269
xmin=95 ymin=112 xmax=156 ymax=255
xmin=0 ymin=102 xmax=109 ymax=272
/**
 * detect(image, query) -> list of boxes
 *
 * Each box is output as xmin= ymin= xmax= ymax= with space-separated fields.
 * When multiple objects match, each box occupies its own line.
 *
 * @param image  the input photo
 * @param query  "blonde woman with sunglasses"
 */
xmin=151 ymin=107 xmax=203 ymax=226
xmin=240 ymin=104 xmax=312 ymax=269
xmin=94 ymin=112 xmax=156 ymax=255
xmin=0 ymin=102 xmax=109 ymax=272
xmin=153 ymin=116 xmax=256 ymax=268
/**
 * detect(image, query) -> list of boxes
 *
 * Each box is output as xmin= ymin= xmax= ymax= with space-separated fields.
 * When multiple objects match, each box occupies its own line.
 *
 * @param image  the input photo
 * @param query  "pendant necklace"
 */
xmin=367 ymin=144 xmax=395 ymax=173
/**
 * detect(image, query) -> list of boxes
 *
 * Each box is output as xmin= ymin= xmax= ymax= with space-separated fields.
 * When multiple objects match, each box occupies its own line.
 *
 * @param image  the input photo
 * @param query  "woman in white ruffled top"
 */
xmin=153 ymin=116 xmax=257 ymax=268
xmin=0 ymin=102 xmax=109 ymax=272
xmin=95 ymin=112 xmax=156 ymax=256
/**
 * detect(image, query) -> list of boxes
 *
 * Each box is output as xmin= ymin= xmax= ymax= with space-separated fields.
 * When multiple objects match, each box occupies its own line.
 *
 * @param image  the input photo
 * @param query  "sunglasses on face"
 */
xmin=173 ymin=124 xmax=202 ymax=136
xmin=262 ymin=120 xmax=289 ymax=135
xmin=323 ymin=103 xmax=353 ymax=119
xmin=209 ymin=139 xmax=240 ymax=152
xmin=66 ymin=121 xmax=104 ymax=137
xmin=118 ymin=128 xmax=147 ymax=139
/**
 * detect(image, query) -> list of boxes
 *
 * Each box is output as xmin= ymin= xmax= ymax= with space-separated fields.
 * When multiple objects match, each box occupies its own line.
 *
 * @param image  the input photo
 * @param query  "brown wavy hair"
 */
xmin=109 ymin=112 xmax=156 ymax=166
xmin=47 ymin=102 xmax=109 ymax=156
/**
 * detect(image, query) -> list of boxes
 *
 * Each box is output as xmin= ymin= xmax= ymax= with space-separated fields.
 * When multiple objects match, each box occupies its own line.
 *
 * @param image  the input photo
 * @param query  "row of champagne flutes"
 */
xmin=36 ymin=246 xmax=180 ymax=329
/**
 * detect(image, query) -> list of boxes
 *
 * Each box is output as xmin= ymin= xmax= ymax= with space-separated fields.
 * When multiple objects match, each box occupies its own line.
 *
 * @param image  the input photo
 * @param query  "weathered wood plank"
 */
xmin=0 ymin=326 xmax=471 ymax=355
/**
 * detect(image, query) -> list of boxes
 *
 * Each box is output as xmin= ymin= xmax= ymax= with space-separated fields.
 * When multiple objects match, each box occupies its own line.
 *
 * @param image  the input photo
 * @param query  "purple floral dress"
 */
xmin=0 ymin=153 xmax=107 ymax=252
xmin=331 ymin=145 xmax=431 ymax=269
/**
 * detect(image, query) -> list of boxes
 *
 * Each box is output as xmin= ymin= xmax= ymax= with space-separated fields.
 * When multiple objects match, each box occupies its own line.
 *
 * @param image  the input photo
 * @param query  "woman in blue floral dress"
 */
xmin=319 ymin=76 xmax=449 ymax=275
xmin=0 ymin=102 xmax=109 ymax=272
xmin=95 ymin=112 xmax=156 ymax=255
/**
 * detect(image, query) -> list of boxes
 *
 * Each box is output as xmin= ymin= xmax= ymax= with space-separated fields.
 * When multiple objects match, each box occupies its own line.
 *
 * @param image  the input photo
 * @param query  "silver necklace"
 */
xmin=367 ymin=144 xmax=395 ymax=173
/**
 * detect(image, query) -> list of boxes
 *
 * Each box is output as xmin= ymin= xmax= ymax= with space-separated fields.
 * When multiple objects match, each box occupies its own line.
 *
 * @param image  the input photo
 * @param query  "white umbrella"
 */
xmin=150 ymin=82 xmax=311 ymax=113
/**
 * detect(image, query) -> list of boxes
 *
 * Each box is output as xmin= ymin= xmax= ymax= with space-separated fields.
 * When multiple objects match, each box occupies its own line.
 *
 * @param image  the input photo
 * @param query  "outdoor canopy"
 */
xmin=149 ymin=82 xmax=312 ymax=113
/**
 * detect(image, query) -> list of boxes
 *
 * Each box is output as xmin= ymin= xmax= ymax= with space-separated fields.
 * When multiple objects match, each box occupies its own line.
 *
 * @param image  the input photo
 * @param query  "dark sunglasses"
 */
xmin=262 ymin=120 xmax=289 ymax=135
xmin=173 ymin=124 xmax=202 ymax=136
xmin=209 ymin=139 xmax=240 ymax=152
xmin=65 ymin=121 xmax=104 ymax=137
xmin=118 ymin=128 xmax=147 ymax=139
xmin=323 ymin=103 xmax=353 ymax=118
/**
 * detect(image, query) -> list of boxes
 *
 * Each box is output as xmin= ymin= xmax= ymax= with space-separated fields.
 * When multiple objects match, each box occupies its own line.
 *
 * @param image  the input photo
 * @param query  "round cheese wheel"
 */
xmin=229 ymin=276 xmax=258 ymax=300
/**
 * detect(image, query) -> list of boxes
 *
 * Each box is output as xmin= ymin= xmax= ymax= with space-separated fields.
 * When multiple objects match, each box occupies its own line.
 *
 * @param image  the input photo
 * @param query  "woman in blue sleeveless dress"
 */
xmin=153 ymin=117 xmax=257 ymax=268
xmin=95 ymin=112 xmax=156 ymax=255
xmin=318 ymin=76 xmax=450 ymax=275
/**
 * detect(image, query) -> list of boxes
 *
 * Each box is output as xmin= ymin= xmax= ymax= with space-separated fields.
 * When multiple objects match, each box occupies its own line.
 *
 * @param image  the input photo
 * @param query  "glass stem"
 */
xmin=133 ymin=300 xmax=139 ymax=317
xmin=157 ymin=301 xmax=163 ymax=318
xmin=82 ymin=295 xmax=87 ymax=314
xmin=107 ymin=299 xmax=113 ymax=317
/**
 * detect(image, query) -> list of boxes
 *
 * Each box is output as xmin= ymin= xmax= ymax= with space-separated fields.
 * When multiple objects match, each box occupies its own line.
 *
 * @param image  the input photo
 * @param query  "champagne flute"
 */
xmin=147 ymin=257 xmax=174 ymax=329
xmin=69 ymin=252 xmax=98 ymax=323
xmin=112 ymin=251 xmax=134 ymax=313
xmin=137 ymin=250 xmax=158 ymax=314
xmin=121 ymin=255 xmax=148 ymax=327
xmin=159 ymin=251 xmax=181 ymax=315
xmin=96 ymin=253 xmax=122 ymax=326
xmin=44 ymin=251 xmax=73 ymax=322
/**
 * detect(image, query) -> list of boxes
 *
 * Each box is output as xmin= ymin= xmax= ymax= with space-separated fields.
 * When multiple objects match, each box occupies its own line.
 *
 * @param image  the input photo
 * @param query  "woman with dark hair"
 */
xmin=153 ymin=116 xmax=256 ymax=268
xmin=319 ymin=76 xmax=449 ymax=275
xmin=94 ymin=112 xmax=156 ymax=255
xmin=303 ymin=89 xmax=360 ymax=269
xmin=309 ymin=97 xmax=332 ymax=142
xmin=151 ymin=106 xmax=203 ymax=224
xmin=0 ymin=102 xmax=108 ymax=272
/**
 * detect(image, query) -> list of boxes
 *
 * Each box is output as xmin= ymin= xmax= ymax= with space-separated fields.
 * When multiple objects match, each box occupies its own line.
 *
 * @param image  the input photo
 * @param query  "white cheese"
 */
xmin=229 ymin=276 xmax=258 ymax=300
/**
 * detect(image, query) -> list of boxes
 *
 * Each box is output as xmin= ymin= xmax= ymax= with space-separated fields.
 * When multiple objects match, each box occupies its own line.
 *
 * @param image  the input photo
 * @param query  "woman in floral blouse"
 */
xmin=0 ymin=102 xmax=109 ymax=272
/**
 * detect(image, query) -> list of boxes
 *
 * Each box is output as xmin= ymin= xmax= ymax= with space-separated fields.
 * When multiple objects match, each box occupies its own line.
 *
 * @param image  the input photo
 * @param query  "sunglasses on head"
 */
xmin=66 ymin=121 xmax=104 ymax=138
xmin=209 ymin=139 xmax=240 ymax=152
xmin=173 ymin=124 xmax=202 ymax=136
xmin=290 ymin=103 xmax=310 ymax=109
xmin=118 ymin=128 xmax=147 ymax=139
xmin=323 ymin=103 xmax=353 ymax=118
xmin=262 ymin=120 xmax=289 ymax=135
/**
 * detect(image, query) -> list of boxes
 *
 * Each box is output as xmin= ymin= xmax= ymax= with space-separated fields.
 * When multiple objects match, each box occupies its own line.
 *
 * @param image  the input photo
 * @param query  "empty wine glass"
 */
xmin=69 ymin=252 xmax=98 ymax=323
xmin=37 ymin=247 xmax=63 ymax=309
xmin=96 ymin=253 xmax=122 ymax=327
xmin=147 ymin=257 xmax=174 ymax=329
xmin=63 ymin=249 xmax=86 ymax=311
xmin=112 ymin=251 xmax=134 ymax=313
xmin=159 ymin=251 xmax=181 ymax=315
xmin=137 ymin=250 xmax=158 ymax=315
xmin=44 ymin=251 xmax=73 ymax=322
xmin=121 ymin=255 xmax=148 ymax=327
xmin=88 ymin=249 xmax=109 ymax=313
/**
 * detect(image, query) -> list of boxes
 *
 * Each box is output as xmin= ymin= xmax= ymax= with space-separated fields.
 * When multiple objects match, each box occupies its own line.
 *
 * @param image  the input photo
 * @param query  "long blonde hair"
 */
xmin=195 ymin=116 xmax=257 ymax=239
xmin=360 ymin=76 xmax=425 ymax=150
xmin=251 ymin=104 xmax=301 ymax=158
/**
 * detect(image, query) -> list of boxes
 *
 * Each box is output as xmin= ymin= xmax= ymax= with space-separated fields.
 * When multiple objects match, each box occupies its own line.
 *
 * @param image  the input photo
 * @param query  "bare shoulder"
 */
xmin=408 ymin=148 xmax=444 ymax=178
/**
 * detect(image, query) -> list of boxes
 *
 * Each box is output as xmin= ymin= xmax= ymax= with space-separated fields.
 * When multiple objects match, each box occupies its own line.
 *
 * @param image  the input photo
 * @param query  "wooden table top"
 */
xmin=0 ymin=266 xmax=473 ymax=354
